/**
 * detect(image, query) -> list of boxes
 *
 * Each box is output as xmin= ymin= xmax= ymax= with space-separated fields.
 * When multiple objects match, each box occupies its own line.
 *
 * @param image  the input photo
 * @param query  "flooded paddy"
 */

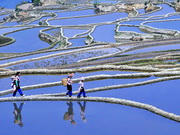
xmin=55 ymin=9 xmax=95 ymax=17
xmin=123 ymin=44 xmax=180 ymax=55
xmin=0 ymin=27 xmax=27 ymax=35
xmin=69 ymin=38 xmax=87 ymax=47
xmin=1 ymin=100 xmax=179 ymax=135
xmin=145 ymin=20 xmax=180 ymax=31
xmin=0 ymin=27 xmax=50 ymax=53
xmin=63 ymin=28 xmax=89 ymax=38
xmin=6 ymin=48 xmax=119 ymax=70
xmin=48 ymin=12 xmax=128 ymax=26
xmin=118 ymin=26 xmax=144 ymax=33
xmin=143 ymin=4 xmax=175 ymax=16
xmin=91 ymin=24 xmax=116 ymax=42
xmin=0 ymin=0 xmax=180 ymax=134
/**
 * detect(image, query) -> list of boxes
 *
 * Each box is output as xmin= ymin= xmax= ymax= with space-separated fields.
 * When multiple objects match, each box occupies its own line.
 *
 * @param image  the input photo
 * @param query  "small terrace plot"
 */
xmin=0 ymin=27 xmax=50 ymax=53
xmin=48 ymin=12 xmax=128 ymax=26
xmin=145 ymin=20 xmax=180 ymax=31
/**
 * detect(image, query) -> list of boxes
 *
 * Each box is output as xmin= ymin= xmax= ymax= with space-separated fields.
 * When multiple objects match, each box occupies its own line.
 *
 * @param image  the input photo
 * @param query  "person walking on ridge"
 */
xmin=66 ymin=73 xmax=74 ymax=97
xmin=77 ymin=77 xmax=87 ymax=98
xmin=12 ymin=72 xmax=25 ymax=97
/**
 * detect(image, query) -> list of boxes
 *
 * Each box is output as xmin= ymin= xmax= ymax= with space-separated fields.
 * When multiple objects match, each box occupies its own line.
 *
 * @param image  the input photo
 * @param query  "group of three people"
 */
xmin=66 ymin=73 xmax=87 ymax=98
xmin=11 ymin=72 xmax=86 ymax=98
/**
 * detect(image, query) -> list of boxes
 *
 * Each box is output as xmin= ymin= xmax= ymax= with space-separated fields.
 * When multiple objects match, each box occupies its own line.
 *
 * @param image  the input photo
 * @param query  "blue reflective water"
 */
xmin=0 ymin=1 xmax=180 ymax=134
xmin=161 ymin=14 xmax=180 ymax=20
xmin=1 ymin=75 xmax=154 ymax=97
xmin=49 ymin=12 xmax=128 ymax=26
xmin=0 ymin=14 xmax=10 ymax=20
xmin=2 ymin=21 xmax=21 ymax=26
xmin=6 ymin=48 xmax=118 ymax=70
xmin=63 ymin=29 xmax=88 ymax=38
xmin=0 ymin=27 xmax=26 ymax=35
xmin=146 ymin=20 xmax=180 ymax=31
xmin=29 ymin=16 xmax=52 ymax=25
xmin=0 ymin=0 xmax=30 ymax=9
xmin=91 ymin=24 xmax=116 ymax=42
xmin=0 ymin=78 xmax=180 ymax=135
xmin=69 ymin=38 xmax=87 ymax=47
xmin=123 ymin=44 xmax=180 ymax=55
xmin=144 ymin=4 xmax=175 ymax=16
xmin=0 ymin=49 xmax=70 ymax=65
xmin=55 ymin=9 xmax=95 ymax=18
xmin=138 ymin=9 xmax=146 ymax=15
xmin=0 ymin=27 xmax=50 ymax=53
xmin=0 ymin=100 xmax=179 ymax=135
xmin=119 ymin=26 xmax=145 ymax=33
xmin=89 ymin=0 xmax=119 ymax=4
xmin=88 ymin=79 xmax=180 ymax=115
xmin=120 ymin=20 xmax=146 ymax=25
xmin=0 ymin=70 xmax=136 ymax=92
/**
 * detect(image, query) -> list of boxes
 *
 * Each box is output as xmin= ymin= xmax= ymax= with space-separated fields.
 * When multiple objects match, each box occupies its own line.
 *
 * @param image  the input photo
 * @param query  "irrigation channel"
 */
xmin=0 ymin=0 xmax=180 ymax=134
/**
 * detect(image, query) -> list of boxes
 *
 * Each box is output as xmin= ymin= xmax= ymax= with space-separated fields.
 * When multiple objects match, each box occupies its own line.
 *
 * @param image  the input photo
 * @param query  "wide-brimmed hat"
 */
xmin=68 ymin=73 xmax=74 ymax=77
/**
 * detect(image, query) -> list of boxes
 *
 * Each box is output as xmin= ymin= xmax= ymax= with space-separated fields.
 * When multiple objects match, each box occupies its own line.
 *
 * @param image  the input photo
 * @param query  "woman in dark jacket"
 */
xmin=12 ymin=72 xmax=25 ymax=97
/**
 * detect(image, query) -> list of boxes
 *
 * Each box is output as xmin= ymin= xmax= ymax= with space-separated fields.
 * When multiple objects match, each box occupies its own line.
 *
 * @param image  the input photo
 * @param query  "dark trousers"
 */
xmin=13 ymin=88 xmax=23 ymax=97
xmin=78 ymin=87 xmax=86 ymax=97
xmin=66 ymin=84 xmax=72 ymax=97
xmin=78 ymin=91 xmax=86 ymax=97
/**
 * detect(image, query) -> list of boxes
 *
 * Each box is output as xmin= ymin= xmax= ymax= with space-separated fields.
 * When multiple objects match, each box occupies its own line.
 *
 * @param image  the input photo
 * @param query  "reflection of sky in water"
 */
xmin=91 ymin=24 xmax=116 ymax=42
xmin=29 ymin=16 xmax=52 ymax=25
xmin=157 ymin=14 xmax=180 ymax=20
xmin=2 ymin=21 xmax=22 ymax=26
xmin=55 ymin=9 xmax=95 ymax=18
xmin=0 ymin=0 xmax=29 ymax=9
xmin=0 ymin=27 xmax=50 ymax=53
xmin=0 ymin=70 xmax=140 ymax=91
xmin=63 ymin=29 xmax=88 ymax=38
xmin=69 ymin=38 xmax=87 ymax=47
xmin=42 ymin=10 xmax=62 ymax=13
xmin=89 ymin=0 xmax=119 ymax=4
xmin=0 ymin=1 xmax=180 ymax=134
xmin=0 ymin=27 xmax=26 ymax=35
xmin=44 ymin=28 xmax=60 ymax=37
xmin=0 ymin=74 xmax=63 ymax=91
xmin=7 ymin=48 xmax=119 ymax=70
xmin=1 ymin=99 xmax=179 ymax=135
xmin=45 ymin=28 xmax=88 ymax=39
xmin=123 ymin=44 xmax=180 ymax=55
xmin=143 ymin=4 xmax=175 ymax=16
xmin=88 ymin=78 xmax=180 ymax=114
xmin=1 ymin=74 xmax=154 ymax=96
xmin=145 ymin=20 xmax=180 ymax=31
xmin=49 ymin=12 xmax=128 ymax=25
xmin=138 ymin=9 xmax=146 ymax=15
xmin=0 ymin=14 xmax=10 ymax=20
xmin=1 ymin=75 xmax=180 ymax=134
xmin=0 ymin=50 xmax=68 ymax=64
xmin=120 ymin=20 xmax=145 ymax=25
xmin=119 ymin=26 xmax=145 ymax=33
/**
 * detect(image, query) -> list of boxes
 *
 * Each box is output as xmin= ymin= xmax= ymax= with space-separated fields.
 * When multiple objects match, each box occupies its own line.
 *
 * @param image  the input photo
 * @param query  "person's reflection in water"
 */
xmin=13 ymin=102 xmax=24 ymax=127
xmin=77 ymin=101 xmax=87 ymax=123
xmin=63 ymin=101 xmax=76 ymax=125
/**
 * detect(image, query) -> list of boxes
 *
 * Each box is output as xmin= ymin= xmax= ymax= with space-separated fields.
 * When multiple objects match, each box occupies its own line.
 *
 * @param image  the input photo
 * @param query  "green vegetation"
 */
xmin=32 ymin=0 xmax=42 ymax=6
xmin=0 ymin=36 xmax=13 ymax=45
